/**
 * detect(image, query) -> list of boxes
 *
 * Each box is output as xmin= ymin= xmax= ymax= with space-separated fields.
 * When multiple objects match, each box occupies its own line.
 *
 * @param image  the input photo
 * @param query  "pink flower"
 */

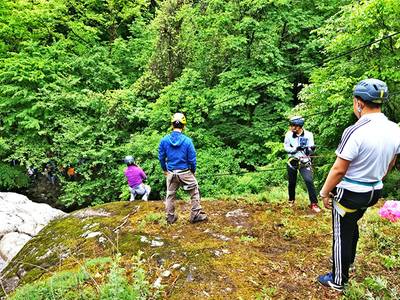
xmin=379 ymin=201 xmax=400 ymax=222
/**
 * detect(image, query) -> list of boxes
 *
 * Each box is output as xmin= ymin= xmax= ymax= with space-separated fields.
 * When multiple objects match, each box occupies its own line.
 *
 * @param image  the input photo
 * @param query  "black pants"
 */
xmin=331 ymin=187 xmax=381 ymax=285
xmin=287 ymin=164 xmax=317 ymax=204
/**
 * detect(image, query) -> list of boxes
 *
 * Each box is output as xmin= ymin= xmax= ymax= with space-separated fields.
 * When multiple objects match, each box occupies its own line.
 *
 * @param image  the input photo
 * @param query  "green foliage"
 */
xmin=0 ymin=163 xmax=29 ymax=190
xmin=3 ymin=0 xmax=395 ymax=207
xmin=143 ymin=212 xmax=165 ymax=224
xmin=239 ymin=235 xmax=258 ymax=243
xmin=255 ymin=186 xmax=308 ymax=204
xmin=344 ymin=276 xmax=399 ymax=300
xmin=380 ymin=253 xmax=400 ymax=270
xmin=343 ymin=207 xmax=400 ymax=299
xmin=300 ymin=0 xmax=400 ymax=147
xmin=9 ymin=268 xmax=93 ymax=300
xmin=196 ymin=147 xmax=241 ymax=196
xmin=138 ymin=212 xmax=167 ymax=230
xmin=382 ymin=169 xmax=400 ymax=199
xmin=99 ymin=252 xmax=161 ymax=300
xmin=254 ymin=287 xmax=277 ymax=300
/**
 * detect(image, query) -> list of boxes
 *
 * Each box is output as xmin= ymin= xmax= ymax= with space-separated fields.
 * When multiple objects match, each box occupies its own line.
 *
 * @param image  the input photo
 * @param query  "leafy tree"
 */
xmin=1 ymin=0 xmax=364 ymax=207
xmin=300 ymin=0 xmax=400 ymax=149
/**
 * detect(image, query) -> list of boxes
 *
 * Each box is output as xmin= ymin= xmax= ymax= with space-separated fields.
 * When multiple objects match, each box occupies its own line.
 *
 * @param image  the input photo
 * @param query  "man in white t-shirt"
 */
xmin=284 ymin=116 xmax=321 ymax=213
xmin=317 ymin=79 xmax=400 ymax=292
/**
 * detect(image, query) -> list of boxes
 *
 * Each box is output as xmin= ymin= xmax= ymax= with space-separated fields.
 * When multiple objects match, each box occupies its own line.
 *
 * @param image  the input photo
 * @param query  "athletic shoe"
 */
xmin=310 ymin=203 xmax=321 ymax=213
xmin=317 ymin=272 xmax=344 ymax=292
xmin=288 ymin=199 xmax=295 ymax=206
xmin=167 ymin=214 xmax=178 ymax=224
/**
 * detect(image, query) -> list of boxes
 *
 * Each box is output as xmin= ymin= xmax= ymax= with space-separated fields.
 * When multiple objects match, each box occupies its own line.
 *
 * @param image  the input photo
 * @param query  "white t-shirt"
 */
xmin=284 ymin=129 xmax=315 ymax=163
xmin=336 ymin=113 xmax=400 ymax=192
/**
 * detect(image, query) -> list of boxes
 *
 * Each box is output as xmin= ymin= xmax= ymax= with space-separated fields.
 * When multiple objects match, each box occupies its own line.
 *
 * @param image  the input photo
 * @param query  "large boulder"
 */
xmin=0 ymin=200 xmax=399 ymax=299
xmin=0 ymin=193 xmax=66 ymax=272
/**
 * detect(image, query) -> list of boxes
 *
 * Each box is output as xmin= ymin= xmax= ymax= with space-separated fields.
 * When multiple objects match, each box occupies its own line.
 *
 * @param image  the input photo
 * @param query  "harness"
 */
xmin=333 ymin=201 xmax=357 ymax=216
xmin=168 ymin=169 xmax=191 ymax=175
xmin=334 ymin=177 xmax=382 ymax=216
xmin=167 ymin=169 xmax=197 ymax=191
xmin=341 ymin=177 xmax=382 ymax=187
xmin=287 ymin=157 xmax=312 ymax=170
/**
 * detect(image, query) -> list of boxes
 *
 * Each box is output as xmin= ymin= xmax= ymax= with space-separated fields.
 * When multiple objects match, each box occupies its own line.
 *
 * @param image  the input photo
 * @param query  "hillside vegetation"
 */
xmin=0 ymin=0 xmax=399 ymax=207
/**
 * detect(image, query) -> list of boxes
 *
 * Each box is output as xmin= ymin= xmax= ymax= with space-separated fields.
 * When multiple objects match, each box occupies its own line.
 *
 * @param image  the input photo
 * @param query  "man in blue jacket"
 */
xmin=158 ymin=113 xmax=208 ymax=224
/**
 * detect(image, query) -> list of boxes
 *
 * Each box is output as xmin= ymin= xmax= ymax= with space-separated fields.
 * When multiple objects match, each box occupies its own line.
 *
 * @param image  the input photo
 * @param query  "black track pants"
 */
xmin=331 ymin=187 xmax=382 ymax=285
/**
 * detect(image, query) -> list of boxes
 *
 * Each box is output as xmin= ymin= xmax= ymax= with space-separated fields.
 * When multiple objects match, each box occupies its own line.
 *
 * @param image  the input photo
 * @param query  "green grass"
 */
xmin=239 ymin=235 xmax=258 ymax=243
xmin=344 ymin=276 xmax=399 ymax=300
xmin=8 ymin=252 xmax=162 ymax=300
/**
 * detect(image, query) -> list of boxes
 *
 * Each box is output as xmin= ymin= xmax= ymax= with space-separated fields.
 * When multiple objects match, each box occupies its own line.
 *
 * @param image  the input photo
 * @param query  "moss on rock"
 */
xmin=1 ymin=200 xmax=400 ymax=299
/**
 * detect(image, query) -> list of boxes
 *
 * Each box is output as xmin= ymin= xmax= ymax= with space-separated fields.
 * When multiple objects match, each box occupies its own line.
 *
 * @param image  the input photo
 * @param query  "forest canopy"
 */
xmin=0 ymin=0 xmax=399 ymax=207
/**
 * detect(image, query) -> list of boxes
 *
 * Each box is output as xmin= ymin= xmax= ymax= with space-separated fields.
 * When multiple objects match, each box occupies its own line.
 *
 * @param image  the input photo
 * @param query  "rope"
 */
xmin=196 ymin=153 xmax=337 ymax=179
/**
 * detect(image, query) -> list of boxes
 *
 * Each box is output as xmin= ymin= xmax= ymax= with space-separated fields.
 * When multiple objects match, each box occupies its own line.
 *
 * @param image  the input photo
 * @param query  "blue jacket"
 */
xmin=158 ymin=131 xmax=197 ymax=173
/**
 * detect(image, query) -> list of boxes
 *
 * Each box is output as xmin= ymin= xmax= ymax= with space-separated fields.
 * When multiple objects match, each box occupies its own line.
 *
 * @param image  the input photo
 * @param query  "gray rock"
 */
xmin=0 ymin=193 xmax=66 ymax=272
xmin=140 ymin=236 xmax=149 ymax=243
xmin=0 ymin=258 xmax=5 ymax=271
xmin=0 ymin=276 xmax=20 ymax=295
xmin=211 ymin=233 xmax=231 ymax=242
xmin=38 ymin=249 xmax=53 ymax=260
xmin=151 ymin=240 xmax=164 ymax=247
xmin=81 ymin=231 xmax=102 ymax=239
xmin=72 ymin=208 xmax=111 ymax=219
xmin=0 ymin=233 xmax=31 ymax=261
xmin=161 ymin=270 xmax=171 ymax=277
xmin=225 ymin=209 xmax=249 ymax=218
xmin=153 ymin=277 xmax=162 ymax=288
xmin=98 ymin=236 xmax=107 ymax=244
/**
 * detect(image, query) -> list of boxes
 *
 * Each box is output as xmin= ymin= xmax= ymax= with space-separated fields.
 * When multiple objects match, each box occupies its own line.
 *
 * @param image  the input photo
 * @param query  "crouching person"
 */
xmin=124 ymin=156 xmax=151 ymax=201
xmin=158 ymin=113 xmax=208 ymax=224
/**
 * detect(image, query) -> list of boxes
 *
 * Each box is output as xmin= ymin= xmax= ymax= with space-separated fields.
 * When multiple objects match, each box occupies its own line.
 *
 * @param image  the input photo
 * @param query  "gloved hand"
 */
xmin=306 ymin=146 xmax=317 ymax=156
xmin=296 ymin=146 xmax=304 ymax=151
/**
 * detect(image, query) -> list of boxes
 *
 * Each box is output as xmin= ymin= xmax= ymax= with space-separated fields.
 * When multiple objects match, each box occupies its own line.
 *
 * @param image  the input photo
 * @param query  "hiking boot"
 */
xmin=309 ymin=203 xmax=321 ymax=213
xmin=167 ymin=214 xmax=178 ymax=224
xmin=317 ymin=272 xmax=344 ymax=292
xmin=189 ymin=211 xmax=208 ymax=223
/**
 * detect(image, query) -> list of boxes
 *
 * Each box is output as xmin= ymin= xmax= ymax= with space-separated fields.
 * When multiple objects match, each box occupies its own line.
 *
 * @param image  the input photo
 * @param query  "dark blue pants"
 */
xmin=287 ymin=164 xmax=318 ymax=204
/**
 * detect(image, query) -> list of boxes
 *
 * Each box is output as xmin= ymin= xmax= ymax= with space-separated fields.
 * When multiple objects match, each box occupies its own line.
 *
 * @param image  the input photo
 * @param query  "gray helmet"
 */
xmin=289 ymin=116 xmax=304 ymax=127
xmin=353 ymin=78 xmax=388 ymax=103
xmin=124 ymin=156 xmax=135 ymax=165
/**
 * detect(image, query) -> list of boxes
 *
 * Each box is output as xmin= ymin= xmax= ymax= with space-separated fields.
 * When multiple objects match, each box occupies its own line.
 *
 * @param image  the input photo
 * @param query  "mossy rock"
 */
xmin=1 ymin=200 xmax=399 ymax=299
